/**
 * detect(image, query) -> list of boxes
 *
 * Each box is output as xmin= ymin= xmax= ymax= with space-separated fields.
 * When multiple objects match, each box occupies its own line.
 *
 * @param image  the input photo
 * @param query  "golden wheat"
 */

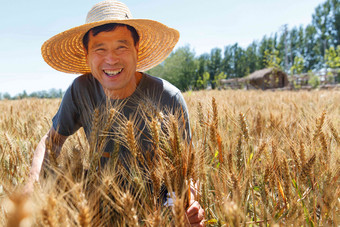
xmin=0 ymin=90 xmax=339 ymax=226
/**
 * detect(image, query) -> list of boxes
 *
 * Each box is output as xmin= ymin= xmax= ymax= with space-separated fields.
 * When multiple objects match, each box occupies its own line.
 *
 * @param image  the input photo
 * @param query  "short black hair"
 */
xmin=82 ymin=23 xmax=140 ymax=51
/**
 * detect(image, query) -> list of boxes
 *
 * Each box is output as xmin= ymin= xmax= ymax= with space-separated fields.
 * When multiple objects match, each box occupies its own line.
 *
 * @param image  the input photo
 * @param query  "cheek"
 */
xmin=130 ymin=53 xmax=138 ymax=65
xmin=85 ymin=54 xmax=94 ymax=67
xmin=88 ymin=56 xmax=101 ymax=68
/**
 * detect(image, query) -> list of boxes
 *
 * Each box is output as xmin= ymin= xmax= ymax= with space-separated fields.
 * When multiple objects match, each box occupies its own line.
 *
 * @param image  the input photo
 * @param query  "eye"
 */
xmin=95 ymin=48 xmax=106 ymax=52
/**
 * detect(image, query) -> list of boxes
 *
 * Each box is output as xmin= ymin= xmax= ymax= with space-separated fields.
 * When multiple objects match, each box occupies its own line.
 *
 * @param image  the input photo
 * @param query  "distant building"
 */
xmin=220 ymin=78 xmax=245 ymax=89
xmin=220 ymin=68 xmax=289 ymax=90
xmin=243 ymin=68 xmax=289 ymax=89
xmin=289 ymin=73 xmax=310 ymax=87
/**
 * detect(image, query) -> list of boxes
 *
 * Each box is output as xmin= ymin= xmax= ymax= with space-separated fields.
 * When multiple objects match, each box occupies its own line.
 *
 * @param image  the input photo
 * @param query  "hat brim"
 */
xmin=41 ymin=19 xmax=179 ymax=74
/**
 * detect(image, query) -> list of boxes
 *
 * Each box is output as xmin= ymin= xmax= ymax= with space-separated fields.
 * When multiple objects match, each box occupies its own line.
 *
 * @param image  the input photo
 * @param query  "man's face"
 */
xmin=85 ymin=26 xmax=139 ymax=98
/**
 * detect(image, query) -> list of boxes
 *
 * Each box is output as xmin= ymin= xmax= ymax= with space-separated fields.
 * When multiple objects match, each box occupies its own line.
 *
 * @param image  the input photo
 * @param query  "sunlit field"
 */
xmin=1 ymin=90 xmax=339 ymax=226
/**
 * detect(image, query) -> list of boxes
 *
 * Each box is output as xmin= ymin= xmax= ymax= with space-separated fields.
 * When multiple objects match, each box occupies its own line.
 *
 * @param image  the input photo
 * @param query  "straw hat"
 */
xmin=41 ymin=0 xmax=179 ymax=74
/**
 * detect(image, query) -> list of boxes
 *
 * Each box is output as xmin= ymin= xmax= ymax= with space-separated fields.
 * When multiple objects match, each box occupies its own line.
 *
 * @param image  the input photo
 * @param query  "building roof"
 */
xmin=245 ymin=68 xmax=275 ymax=80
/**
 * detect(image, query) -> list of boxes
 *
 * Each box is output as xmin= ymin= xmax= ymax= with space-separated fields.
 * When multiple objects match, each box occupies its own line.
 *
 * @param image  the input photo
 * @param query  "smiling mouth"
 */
xmin=103 ymin=69 xmax=123 ymax=77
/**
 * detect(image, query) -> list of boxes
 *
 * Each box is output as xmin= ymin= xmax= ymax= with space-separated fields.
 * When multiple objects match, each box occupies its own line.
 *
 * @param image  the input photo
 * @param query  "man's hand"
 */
xmin=24 ymin=128 xmax=67 ymax=196
xmin=22 ymin=180 xmax=35 ymax=196
xmin=186 ymin=200 xmax=205 ymax=226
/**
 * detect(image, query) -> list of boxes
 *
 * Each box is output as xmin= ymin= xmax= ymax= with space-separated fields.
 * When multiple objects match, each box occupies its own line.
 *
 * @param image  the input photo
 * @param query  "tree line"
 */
xmin=0 ymin=89 xmax=64 ymax=100
xmin=147 ymin=0 xmax=340 ymax=91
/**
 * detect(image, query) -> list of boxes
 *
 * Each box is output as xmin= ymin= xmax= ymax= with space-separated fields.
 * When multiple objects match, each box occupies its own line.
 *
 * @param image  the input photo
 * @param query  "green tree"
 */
xmin=297 ymin=26 xmax=306 ymax=57
xmin=213 ymin=72 xmax=227 ymax=88
xmin=18 ymin=90 xmax=28 ymax=99
xmin=334 ymin=0 xmax=340 ymax=45
xmin=288 ymin=27 xmax=300 ymax=68
xmin=263 ymin=49 xmax=282 ymax=69
xmin=222 ymin=45 xmax=233 ymax=76
xmin=233 ymin=45 xmax=248 ymax=78
xmin=196 ymin=72 xmax=210 ymax=90
xmin=290 ymin=56 xmax=305 ymax=75
xmin=244 ymin=42 xmax=259 ymax=75
xmin=146 ymin=63 xmax=164 ymax=79
xmin=277 ymin=29 xmax=288 ymax=71
xmin=258 ymin=36 xmax=271 ymax=69
xmin=3 ymin=93 xmax=11 ymax=100
xmin=148 ymin=46 xmax=197 ymax=91
xmin=304 ymin=25 xmax=322 ymax=71
xmin=207 ymin=48 xmax=222 ymax=88
xmin=222 ymin=43 xmax=248 ymax=78
xmin=312 ymin=0 xmax=334 ymax=65
xmin=194 ymin=54 xmax=209 ymax=89
xmin=325 ymin=45 xmax=340 ymax=68
xmin=308 ymin=72 xmax=321 ymax=88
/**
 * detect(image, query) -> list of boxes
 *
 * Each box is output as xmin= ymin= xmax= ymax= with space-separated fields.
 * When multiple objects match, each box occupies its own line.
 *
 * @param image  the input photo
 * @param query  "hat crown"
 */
xmin=86 ymin=0 xmax=133 ymax=23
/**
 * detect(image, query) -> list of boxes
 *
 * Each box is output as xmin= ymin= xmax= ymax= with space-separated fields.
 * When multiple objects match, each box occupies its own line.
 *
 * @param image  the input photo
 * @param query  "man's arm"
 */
xmin=172 ymin=93 xmax=204 ymax=226
xmin=24 ymin=127 xmax=68 ymax=194
xmin=186 ymin=182 xmax=205 ymax=226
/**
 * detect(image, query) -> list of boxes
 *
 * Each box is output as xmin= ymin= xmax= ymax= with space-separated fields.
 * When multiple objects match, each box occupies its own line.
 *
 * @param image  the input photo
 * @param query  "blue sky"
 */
xmin=0 ymin=0 xmax=326 ymax=96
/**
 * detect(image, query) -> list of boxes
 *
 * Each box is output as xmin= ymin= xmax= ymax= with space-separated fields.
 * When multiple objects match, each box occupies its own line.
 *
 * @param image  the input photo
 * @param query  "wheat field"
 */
xmin=0 ymin=90 xmax=339 ymax=226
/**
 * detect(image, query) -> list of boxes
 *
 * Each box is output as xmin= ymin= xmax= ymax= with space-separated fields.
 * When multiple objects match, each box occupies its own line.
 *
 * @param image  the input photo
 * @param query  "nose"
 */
xmin=105 ymin=50 xmax=119 ymax=65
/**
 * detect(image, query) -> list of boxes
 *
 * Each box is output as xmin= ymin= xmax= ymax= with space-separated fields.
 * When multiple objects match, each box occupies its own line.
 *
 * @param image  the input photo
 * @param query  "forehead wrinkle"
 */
xmin=91 ymin=43 xmax=105 ymax=49
xmin=117 ymin=39 xmax=132 ymax=45
xmin=89 ymin=39 xmax=131 ymax=49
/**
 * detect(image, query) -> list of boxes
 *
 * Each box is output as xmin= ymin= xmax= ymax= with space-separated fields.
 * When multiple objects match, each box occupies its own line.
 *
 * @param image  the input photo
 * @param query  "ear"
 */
xmin=135 ymin=42 xmax=140 ymax=62
xmin=83 ymin=47 xmax=89 ymax=65
xmin=135 ymin=42 xmax=139 ymax=53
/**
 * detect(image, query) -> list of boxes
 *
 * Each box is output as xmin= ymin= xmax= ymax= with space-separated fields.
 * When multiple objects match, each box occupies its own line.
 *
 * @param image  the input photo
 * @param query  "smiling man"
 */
xmin=84 ymin=25 xmax=141 ymax=99
xmin=25 ymin=0 xmax=204 ymax=226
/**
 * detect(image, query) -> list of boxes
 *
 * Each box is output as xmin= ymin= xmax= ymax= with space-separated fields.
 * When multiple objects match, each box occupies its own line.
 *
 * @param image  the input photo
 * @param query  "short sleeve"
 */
xmin=173 ymin=91 xmax=191 ymax=141
xmin=52 ymin=83 xmax=81 ymax=136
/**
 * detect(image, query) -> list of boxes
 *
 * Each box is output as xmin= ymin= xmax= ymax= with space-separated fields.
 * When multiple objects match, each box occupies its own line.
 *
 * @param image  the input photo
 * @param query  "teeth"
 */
xmin=104 ymin=69 xmax=123 ymax=76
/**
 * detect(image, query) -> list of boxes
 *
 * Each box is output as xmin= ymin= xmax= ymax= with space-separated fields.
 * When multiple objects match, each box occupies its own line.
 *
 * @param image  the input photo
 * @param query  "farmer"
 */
xmin=25 ymin=0 xmax=204 ymax=225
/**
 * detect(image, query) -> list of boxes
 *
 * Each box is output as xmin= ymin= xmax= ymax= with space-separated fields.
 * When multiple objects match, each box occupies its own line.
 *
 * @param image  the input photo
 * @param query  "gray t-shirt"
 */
xmin=52 ymin=73 xmax=190 ymax=155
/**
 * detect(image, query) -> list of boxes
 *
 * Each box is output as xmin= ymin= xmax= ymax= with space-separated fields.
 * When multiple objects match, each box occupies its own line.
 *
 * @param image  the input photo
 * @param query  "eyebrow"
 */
xmin=117 ymin=40 xmax=130 ymax=45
